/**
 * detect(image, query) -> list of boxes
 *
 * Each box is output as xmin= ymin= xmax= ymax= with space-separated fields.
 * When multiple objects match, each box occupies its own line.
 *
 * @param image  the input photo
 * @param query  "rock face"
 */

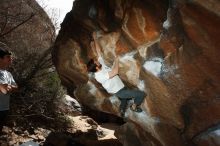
xmin=0 ymin=0 xmax=55 ymax=83
xmin=0 ymin=0 xmax=54 ymax=49
xmin=52 ymin=0 xmax=220 ymax=146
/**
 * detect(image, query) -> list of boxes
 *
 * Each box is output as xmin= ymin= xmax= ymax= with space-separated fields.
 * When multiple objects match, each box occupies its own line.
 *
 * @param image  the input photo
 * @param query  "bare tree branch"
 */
xmin=0 ymin=13 xmax=35 ymax=38
xmin=1 ymin=10 xmax=9 ymax=34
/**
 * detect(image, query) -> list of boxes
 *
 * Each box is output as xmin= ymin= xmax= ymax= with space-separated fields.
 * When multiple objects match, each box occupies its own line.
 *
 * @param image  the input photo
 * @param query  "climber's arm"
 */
xmin=93 ymin=32 xmax=102 ymax=57
xmin=108 ymin=56 xmax=119 ymax=78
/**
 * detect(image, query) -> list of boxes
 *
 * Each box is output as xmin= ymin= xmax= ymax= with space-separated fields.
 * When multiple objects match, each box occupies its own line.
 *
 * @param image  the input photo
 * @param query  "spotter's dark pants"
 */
xmin=0 ymin=110 xmax=9 ymax=133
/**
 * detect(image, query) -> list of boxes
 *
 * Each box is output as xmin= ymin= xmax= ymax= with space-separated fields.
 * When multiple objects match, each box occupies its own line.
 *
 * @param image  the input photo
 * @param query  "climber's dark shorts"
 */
xmin=115 ymin=88 xmax=146 ymax=111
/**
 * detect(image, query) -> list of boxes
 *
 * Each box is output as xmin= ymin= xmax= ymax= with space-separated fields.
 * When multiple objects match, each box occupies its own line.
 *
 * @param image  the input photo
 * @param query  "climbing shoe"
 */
xmin=130 ymin=105 xmax=142 ymax=113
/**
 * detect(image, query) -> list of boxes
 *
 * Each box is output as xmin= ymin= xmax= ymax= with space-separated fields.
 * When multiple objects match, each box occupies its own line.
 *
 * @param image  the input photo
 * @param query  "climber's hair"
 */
xmin=87 ymin=59 xmax=98 ymax=72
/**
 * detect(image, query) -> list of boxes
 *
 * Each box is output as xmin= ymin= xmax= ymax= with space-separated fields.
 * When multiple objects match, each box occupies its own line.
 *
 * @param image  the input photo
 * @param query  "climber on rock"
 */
xmin=87 ymin=31 xmax=146 ymax=117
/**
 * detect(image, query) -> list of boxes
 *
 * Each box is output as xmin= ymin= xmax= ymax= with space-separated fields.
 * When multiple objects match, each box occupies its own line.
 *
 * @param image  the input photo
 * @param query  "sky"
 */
xmin=36 ymin=0 xmax=74 ymax=29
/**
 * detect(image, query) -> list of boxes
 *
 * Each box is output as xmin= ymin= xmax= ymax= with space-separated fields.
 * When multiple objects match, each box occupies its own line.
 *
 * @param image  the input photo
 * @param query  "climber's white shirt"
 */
xmin=94 ymin=56 xmax=124 ymax=94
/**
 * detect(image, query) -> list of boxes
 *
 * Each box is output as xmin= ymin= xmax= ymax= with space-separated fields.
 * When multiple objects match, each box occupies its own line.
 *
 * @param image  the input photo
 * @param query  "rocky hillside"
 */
xmin=0 ymin=0 xmax=56 ymax=145
xmin=0 ymin=0 xmax=55 ymax=84
xmin=0 ymin=0 xmax=55 ymax=51
xmin=52 ymin=0 xmax=220 ymax=146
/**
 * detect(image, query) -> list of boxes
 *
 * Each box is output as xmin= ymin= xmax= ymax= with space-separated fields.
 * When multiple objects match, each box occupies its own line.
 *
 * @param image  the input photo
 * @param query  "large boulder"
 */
xmin=52 ymin=0 xmax=220 ymax=145
xmin=0 ymin=0 xmax=55 ymax=83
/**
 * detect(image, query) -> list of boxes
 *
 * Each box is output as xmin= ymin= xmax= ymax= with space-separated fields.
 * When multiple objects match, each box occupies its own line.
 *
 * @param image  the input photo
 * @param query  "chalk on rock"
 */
xmin=20 ymin=140 xmax=39 ymax=146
